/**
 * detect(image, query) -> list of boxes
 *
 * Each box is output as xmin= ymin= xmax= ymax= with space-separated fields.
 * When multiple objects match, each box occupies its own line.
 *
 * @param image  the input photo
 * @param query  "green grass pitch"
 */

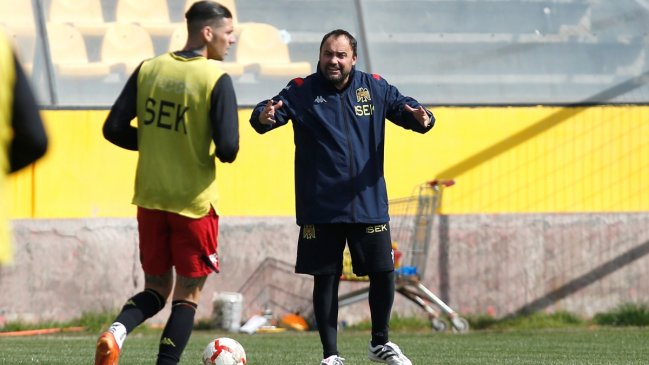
xmin=1 ymin=328 xmax=649 ymax=364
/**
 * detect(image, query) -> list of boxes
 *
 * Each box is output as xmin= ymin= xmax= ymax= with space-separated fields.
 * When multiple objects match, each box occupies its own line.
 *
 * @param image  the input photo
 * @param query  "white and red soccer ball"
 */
xmin=202 ymin=337 xmax=246 ymax=365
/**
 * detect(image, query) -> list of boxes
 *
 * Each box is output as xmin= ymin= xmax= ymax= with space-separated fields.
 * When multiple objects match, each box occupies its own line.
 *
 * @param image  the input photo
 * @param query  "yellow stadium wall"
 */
xmin=8 ymin=106 xmax=649 ymax=219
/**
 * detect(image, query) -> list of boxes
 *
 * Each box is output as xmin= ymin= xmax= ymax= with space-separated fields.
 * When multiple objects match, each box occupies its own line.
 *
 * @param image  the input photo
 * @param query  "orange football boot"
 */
xmin=95 ymin=332 xmax=120 ymax=365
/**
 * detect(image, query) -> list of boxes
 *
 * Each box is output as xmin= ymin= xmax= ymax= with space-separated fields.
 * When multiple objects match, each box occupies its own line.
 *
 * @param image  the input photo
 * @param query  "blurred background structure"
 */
xmin=2 ymin=0 xmax=649 ymax=106
xmin=1 ymin=0 xmax=648 ymax=328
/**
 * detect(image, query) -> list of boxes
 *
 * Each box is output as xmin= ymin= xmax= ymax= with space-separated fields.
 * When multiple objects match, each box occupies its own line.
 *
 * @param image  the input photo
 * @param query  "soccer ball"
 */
xmin=202 ymin=337 xmax=246 ymax=365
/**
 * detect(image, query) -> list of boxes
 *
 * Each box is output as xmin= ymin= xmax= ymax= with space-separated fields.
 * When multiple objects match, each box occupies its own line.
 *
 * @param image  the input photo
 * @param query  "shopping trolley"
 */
xmin=339 ymin=179 xmax=469 ymax=332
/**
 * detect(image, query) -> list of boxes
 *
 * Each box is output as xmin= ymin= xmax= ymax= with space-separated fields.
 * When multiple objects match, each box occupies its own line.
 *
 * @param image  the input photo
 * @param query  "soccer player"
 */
xmin=0 ymin=31 xmax=48 ymax=266
xmin=96 ymin=2 xmax=239 ymax=365
xmin=250 ymin=29 xmax=434 ymax=365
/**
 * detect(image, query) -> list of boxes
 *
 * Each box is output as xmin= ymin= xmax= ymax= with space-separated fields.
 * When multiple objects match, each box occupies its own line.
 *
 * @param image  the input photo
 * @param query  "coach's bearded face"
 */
xmin=319 ymin=35 xmax=357 ymax=89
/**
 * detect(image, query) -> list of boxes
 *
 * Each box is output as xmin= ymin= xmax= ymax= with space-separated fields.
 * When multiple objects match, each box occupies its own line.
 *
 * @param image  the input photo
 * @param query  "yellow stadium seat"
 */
xmin=213 ymin=59 xmax=245 ymax=78
xmin=168 ymin=25 xmax=245 ymax=77
xmin=48 ymin=0 xmax=109 ymax=37
xmin=168 ymin=25 xmax=187 ymax=52
xmin=46 ymin=22 xmax=111 ymax=77
xmin=235 ymin=22 xmax=311 ymax=78
xmin=0 ymin=23 xmax=34 ymax=74
xmin=116 ymin=0 xmax=179 ymax=37
xmin=101 ymin=22 xmax=155 ymax=75
xmin=0 ymin=0 xmax=35 ymax=35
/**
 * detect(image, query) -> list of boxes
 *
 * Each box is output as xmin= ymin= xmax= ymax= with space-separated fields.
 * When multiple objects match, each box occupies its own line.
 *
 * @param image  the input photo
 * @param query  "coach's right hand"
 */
xmin=259 ymin=99 xmax=283 ymax=125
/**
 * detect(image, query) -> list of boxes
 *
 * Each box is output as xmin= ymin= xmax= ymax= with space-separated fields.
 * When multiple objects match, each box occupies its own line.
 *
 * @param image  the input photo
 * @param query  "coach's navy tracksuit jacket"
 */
xmin=250 ymin=65 xmax=434 ymax=225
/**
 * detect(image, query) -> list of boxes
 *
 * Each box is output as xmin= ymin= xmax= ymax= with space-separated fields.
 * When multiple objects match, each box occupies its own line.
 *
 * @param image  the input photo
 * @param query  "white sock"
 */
xmin=107 ymin=322 xmax=127 ymax=349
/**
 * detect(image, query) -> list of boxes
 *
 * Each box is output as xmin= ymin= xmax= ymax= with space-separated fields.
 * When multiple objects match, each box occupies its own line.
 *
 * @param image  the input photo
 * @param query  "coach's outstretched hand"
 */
xmin=405 ymin=104 xmax=432 ymax=128
xmin=259 ymin=100 xmax=284 ymax=125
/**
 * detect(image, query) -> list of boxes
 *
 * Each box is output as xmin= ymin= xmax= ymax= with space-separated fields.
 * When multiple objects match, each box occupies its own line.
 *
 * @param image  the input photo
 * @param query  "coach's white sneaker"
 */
xmin=320 ymin=354 xmax=345 ymax=365
xmin=368 ymin=341 xmax=412 ymax=365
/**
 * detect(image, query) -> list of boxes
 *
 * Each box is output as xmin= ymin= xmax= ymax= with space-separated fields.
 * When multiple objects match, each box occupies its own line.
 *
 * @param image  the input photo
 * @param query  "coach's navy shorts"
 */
xmin=295 ymin=223 xmax=394 ymax=276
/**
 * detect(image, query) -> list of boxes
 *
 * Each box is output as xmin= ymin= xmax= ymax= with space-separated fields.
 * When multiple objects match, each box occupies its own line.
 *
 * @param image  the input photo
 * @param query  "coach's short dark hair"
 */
xmin=185 ymin=1 xmax=232 ymax=32
xmin=320 ymin=29 xmax=357 ymax=57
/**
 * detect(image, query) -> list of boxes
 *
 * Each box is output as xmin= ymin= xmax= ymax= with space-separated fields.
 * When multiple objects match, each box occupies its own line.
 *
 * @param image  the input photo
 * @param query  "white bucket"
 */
xmin=212 ymin=292 xmax=243 ymax=332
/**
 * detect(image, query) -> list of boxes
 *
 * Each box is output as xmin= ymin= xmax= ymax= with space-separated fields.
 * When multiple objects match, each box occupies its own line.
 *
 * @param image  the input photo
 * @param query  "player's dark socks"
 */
xmin=313 ymin=274 xmax=340 ymax=358
xmin=156 ymin=300 xmax=197 ymax=365
xmin=369 ymin=270 xmax=395 ymax=347
xmin=115 ymin=288 xmax=166 ymax=333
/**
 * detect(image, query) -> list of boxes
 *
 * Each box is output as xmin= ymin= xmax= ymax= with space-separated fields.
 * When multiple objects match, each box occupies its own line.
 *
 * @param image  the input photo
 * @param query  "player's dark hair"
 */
xmin=185 ymin=1 xmax=232 ymax=33
xmin=320 ymin=29 xmax=357 ymax=57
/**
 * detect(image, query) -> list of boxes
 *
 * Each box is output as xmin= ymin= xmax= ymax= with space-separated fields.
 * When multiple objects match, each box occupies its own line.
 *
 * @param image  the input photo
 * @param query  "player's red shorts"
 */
xmin=137 ymin=206 xmax=220 ymax=278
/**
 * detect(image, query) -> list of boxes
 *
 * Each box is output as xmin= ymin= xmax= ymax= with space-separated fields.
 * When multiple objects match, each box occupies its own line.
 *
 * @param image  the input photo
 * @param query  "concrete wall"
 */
xmin=2 ymin=212 xmax=648 ymax=327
